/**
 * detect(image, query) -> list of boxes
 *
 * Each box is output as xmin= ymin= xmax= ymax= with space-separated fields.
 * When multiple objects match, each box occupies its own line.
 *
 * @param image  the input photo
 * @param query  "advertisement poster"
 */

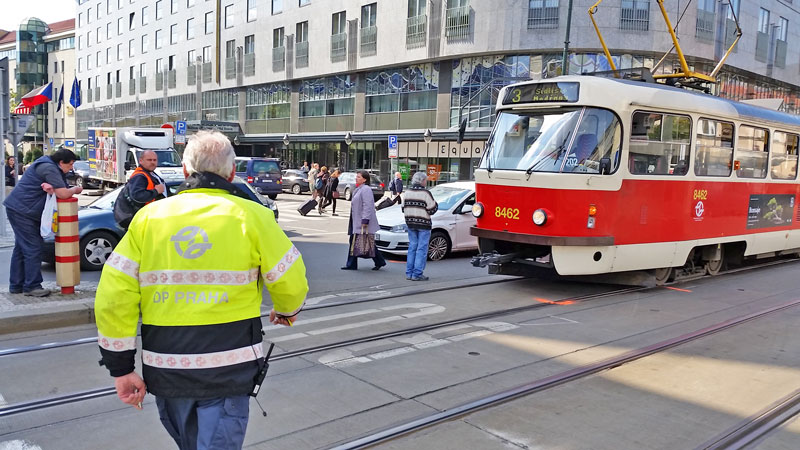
xmin=87 ymin=129 xmax=96 ymax=171
xmin=427 ymin=164 xmax=441 ymax=182
xmin=94 ymin=129 xmax=118 ymax=181
xmin=398 ymin=162 xmax=410 ymax=180
xmin=746 ymin=194 xmax=795 ymax=229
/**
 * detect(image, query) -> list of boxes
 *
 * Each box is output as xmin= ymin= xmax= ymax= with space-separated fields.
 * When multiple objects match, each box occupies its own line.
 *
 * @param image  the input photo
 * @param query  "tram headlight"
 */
xmin=532 ymin=209 xmax=548 ymax=226
xmin=472 ymin=202 xmax=484 ymax=218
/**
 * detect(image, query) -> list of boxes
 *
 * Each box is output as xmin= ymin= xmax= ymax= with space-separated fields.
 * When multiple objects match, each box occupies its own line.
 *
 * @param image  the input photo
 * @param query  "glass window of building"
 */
xmin=366 ymin=63 xmax=438 ymax=113
xmin=187 ymin=49 xmax=196 ymax=65
xmin=450 ymin=55 xmax=531 ymax=127
xmin=247 ymin=0 xmax=257 ymax=22
xmin=141 ymin=34 xmax=149 ymax=53
xmin=156 ymin=0 xmax=163 ymax=20
xmin=96 ymin=27 xmax=101 ymax=43
xmin=97 ymin=50 xmax=102 ymax=67
xmin=296 ymin=21 xmax=308 ymax=42
xmin=79 ymin=12 xmax=83 ymax=27
xmin=129 ymin=39 xmax=135 ymax=57
xmin=187 ymin=18 xmax=195 ymax=40
xmin=97 ymin=3 xmax=101 ymax=19
xmin=299 ymin=75 xmax=355 ymax=117
xmin=225 ymin=4 xmax=234 ymax=28
xmin=106 ymin=22 xmax=111 ymax=40
xmin=299 ymin=0 xmax=310 ymax=6
xmin=332 ymin=11 xmax=346 ymax=35
xmin=129 ymin=66 xmax=135 ymax=80
xmin=139 ymin=62 xmax=146 ymax=77
xmin=107 ymin=0 xmax=112 ymax=14
xmin=272 ymin=0 xmax=282 ymax=14
xmin=78 ymin=57 xmax=83 ymax=72
xmin=156 ymin=29 xmax=163 ymax=49
xmin=778 ymin=17 xmax=788 ymax=42
xmin=225 ymin=39 xmax=235 ymax=59
xmin=246 ymin=83 xmax=291 ymax=120
xmin=129 ymin=12 xmax=135 ymax=30
xmin=168 ymin=55 xmax=175 ymax=71
xmin=170 ymin=24 xmax=178 ymax=44
xmin=408 ymin=0 xmax=425 ymax=17
xmin=203 ymin=46 xmax=211 ymax=62
xmin=758 ymin=8 xmax=770 ymax=34
xmin=117 ymin=17 xmax=123 ymax=35
xmin=620 ymin=0 xmax=650 ymax=31
xmin=726 ymin=0 xmax=739 ymax=19
xmin=362 ymin=3 xmax=377 ymax=27
xmin=205 ymin=11 xmax=214 ymax=34
xmin=188 ymin=0 xmax=195 ymax=7
xmin=142 ymin=6 xmax=149 ymax=25
xmin=78 ymin=35 xmax=83 ymax=50
xmin=156 ymin=58 xmax=163 ymax=74
xmin=88 ymin=7 xmax=92 ymax=23
xmin=87 ymin=54 xmax=92 ymax=70
xmin=171 ymin=0 xmax=179 ymax=14
xmin=273 ymin=28 xmax=284 ymax=49
xmin=245 ymin=35 xmax=255 ymax=54
xmin=116 ymin=44 xmax=122 ymax=61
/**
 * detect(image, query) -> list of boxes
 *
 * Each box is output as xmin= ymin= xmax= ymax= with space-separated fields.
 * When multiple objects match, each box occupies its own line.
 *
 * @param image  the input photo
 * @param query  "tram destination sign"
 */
xmin=502 ymin=82 xmax=580 ymax=105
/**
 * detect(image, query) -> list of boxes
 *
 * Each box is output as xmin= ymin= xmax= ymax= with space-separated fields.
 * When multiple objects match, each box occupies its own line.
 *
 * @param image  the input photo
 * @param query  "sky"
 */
xmin=0 ymin=1 xmax=75 ymax=32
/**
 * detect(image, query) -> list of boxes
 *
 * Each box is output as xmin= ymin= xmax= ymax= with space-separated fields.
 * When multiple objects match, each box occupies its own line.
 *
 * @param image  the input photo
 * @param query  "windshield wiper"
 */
xmin=526 ymin=143 xmax=564 ymax=175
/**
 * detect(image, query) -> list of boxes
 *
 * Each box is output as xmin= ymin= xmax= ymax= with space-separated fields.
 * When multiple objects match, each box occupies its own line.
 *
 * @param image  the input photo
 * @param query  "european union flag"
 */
xmin=69 ymin=78 xmax=82 ymax=109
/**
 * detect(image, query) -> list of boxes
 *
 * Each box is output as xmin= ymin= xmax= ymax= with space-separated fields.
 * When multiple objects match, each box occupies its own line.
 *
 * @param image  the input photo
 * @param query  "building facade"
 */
xmin=74 ymin=0 xmax=800 ymax=183
xmin=0 ymin=18 xmax=77 ymax=152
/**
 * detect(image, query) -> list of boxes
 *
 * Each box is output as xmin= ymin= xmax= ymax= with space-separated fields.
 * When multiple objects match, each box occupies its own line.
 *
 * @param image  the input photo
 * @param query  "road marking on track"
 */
xmin=0 ymin=440 xmax=43 ymax=450
xmin=264 ymin=303 xmax=445 ymax=342
xmin=518 ymin=315 xmax=580 ymax=326
xmin=306 ymin=290 xmax=390 ymax=305
xmin=318 ymin=321 xmax=519 ymax=368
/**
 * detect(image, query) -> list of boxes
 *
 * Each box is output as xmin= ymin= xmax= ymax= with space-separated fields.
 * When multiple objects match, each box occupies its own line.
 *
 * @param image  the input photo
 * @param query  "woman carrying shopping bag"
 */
xmin=341 ymin=171 xmax=387 ymax=271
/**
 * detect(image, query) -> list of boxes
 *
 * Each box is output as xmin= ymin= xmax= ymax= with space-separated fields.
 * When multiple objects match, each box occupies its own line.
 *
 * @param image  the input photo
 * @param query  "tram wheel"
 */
xmin=654 ymin=267 xmax=674 ymax=286
xmin=704 ymin=246 xmax=725 ymax=276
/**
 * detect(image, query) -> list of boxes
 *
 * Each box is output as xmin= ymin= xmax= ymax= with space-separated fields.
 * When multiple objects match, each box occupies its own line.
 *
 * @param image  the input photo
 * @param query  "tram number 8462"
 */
xmin=495 ymin=207 xmax=520 ymax=220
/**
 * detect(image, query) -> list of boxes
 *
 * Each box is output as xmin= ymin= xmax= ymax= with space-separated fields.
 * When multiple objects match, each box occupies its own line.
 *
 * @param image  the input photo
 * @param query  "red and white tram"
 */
xmin=470 ymin=75 xmax=800 ymax=283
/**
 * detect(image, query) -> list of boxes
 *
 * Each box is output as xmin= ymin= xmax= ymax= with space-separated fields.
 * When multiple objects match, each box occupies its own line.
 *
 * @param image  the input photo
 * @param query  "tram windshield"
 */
xmin=481 ymin=107 xmax=622 ymax=174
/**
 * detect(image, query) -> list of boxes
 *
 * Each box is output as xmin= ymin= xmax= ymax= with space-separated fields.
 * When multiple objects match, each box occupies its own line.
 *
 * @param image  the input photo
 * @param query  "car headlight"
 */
xmin=472 ymin=202 xmax=484 ymax=218
xmin=391 ymin=224 xmax=409 ymax=233
xmin=532 ymin=209 xmax=548 ymax=226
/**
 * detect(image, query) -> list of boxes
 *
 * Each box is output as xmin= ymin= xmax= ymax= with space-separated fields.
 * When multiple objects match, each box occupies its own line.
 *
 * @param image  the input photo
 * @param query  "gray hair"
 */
xmin=411 ymin=171 xmax=427 ymax=186
xmin=183 ymin=131 xmax=235 ymax=178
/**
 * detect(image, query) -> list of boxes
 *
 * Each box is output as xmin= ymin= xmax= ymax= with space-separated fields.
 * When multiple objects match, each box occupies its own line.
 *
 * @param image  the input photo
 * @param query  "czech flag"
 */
xmin=21 ymin=82 xmax=53 ymax=108
xmin=14 ymin=104 xmax=32 ymax=115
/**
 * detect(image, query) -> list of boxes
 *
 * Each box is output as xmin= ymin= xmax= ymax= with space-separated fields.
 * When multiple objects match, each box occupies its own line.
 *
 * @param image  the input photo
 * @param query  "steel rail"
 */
xmin=328 ymin=299 xmax=800 ymax=450
xmin=0 ymin=286 xmax=638 ymax=418
xmin=698 ymin=388 xmax=800 ymax=450
xmin=0 ymin=277 xmax=520 ymax=358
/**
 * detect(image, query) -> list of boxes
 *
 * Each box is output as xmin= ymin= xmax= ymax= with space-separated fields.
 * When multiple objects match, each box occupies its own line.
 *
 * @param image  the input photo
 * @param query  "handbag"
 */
xmin=113 ymin=184 xmax=145 ymax=229
xmin=39 ymin=193 xmax=58 ymax=238
xmin=332 ymin=190 xmax=340 ymax=199
xmin=350 ymin=231 xmax=376 ymax=258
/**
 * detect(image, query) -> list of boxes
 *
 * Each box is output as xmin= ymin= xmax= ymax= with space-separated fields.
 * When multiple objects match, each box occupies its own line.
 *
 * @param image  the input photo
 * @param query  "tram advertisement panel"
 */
xmin=746 ymin=194 xmax=795 ymax=229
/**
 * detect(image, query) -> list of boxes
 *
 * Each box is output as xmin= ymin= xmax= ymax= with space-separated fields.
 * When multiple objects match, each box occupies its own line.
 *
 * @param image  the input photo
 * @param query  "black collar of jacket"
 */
xmin=176 ymin=172 xmax=246 ymax=200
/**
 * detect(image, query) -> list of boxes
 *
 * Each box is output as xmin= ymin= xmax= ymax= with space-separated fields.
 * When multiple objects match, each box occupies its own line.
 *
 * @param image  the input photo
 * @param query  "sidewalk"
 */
xmin=0 ymin=210 xmax=14 ymax=248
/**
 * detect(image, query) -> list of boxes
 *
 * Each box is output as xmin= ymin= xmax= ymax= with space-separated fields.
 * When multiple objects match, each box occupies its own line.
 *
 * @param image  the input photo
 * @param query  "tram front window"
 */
xmin=482 ymin=107 xmax=621 ymax=174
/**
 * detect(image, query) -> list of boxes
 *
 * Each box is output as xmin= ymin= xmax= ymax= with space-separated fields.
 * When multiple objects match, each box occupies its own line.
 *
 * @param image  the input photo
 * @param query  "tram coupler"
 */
xmin=471 ymin=251 xmax=519 ymax=268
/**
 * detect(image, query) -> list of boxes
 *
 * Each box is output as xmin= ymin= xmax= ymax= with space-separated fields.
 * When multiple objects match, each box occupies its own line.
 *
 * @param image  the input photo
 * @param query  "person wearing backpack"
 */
xmin=113 ymin=150 xmax=166 ymax=228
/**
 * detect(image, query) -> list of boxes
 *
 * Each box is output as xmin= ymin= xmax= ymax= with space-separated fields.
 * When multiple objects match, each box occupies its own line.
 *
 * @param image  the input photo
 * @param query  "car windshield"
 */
xmin=88 ymin=187 xmax=122 ymax=209
xmin=136 ymin=149 xmax=181 ymax=167
xmin=73 ymin=161 xmax=90 ymax=171
xmin=429 ymin=185 xmax=470 ymax=211
xmin=481 ymin=107 xmax=622 ymax=174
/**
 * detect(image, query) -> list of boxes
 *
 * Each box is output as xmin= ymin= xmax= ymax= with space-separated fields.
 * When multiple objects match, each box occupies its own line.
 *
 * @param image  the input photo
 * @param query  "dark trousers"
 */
xmin=7 ymin=209 xmax=44 ymax=292
xmin=156 ymin=395 xmax=250 ymax=450
xmin=321 ymin=197 xmax=336 ymax=213
xmin=343 ymin=234 xmax=386 ymax=269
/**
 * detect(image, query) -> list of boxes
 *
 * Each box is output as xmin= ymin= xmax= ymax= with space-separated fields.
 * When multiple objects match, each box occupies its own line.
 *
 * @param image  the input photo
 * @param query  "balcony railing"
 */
xmin=106 ymin=84 xmax=113 ymax=99
xmin=445 ymin=5 xmax=470 ymax=39
xmin=139 ymin=76 xmax=147 ymax=93
xmin=360 ymin=25 xmax=377 ymax=56
xmin=115 ymin=82 xmax=122 ymax=98
xmin=330 ymin=32 xmax=347 ymax=62
xmin=168 ymin=70 xmax=176 ymax=89
xmin=244 ymin=53 xmax=255 ymax=76
xmin=187 ymin=64 xmax=197 ymax=84
xmin=406 ymin=14 xmax=427 ymax=48
xmin=202 ymin=62 xmax=212 ymax=83
xmin=528 ymin=6 xmax=559 ymax=29
xmin=128 ymin=80 xmax=135 ymax=95
xmin=296 ymin=41 xmax=309 ymax=68
xmin=86 ymin=88 xmax=93 ymax=102
xmin=272 ymin=46 xmax=285 ymax=71
xmin=755 ymin=31 xmax=769 ymax=63
xmin=156 ymin=72 xmax=164 ymax=91
xmin=94 ymin=87 xmax=100 ymax=100
xmin=695 ymin=9 xmax=714 ymax=40
xmin=775 ymin=39 xmax=787 ymax=69
xmin=225 ymin=57 xmax=236 ymax=79
xmin=620 ymin=2 xmax=650 ymax=31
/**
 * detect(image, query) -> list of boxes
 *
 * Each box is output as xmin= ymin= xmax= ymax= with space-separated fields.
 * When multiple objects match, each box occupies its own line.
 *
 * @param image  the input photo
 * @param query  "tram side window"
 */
xmin=629 ymin=112 xmax=691 ymax=176
xmin=735 ymin=125 xmax=769 ymax=179
xmin=694 ymin=119 xmax=734 ymax=177
xmin=563 ymin=109 xmax=622 ymax=174
xmin=771 ymin=132 xmax=799 ymax=180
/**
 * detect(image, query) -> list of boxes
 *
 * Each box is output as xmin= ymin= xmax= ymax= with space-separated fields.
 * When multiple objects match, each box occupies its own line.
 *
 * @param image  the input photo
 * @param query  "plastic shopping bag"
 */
xmin=40 ymin=193 xmax=58 ymax=238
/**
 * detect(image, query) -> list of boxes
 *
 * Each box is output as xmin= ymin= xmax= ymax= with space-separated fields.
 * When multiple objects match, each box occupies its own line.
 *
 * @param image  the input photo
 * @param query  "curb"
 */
xmin=0 ymin=301 xmax=96 ymax=335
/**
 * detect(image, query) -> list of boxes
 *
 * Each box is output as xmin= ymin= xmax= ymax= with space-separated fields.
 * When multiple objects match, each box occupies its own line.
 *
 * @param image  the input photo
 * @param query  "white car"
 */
xmin=375 ymin=181 xmax=477 ymax=261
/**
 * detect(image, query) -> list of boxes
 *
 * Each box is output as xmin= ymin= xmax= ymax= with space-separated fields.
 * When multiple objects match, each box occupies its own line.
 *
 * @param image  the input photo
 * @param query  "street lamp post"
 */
xmin=561 ymin=0 xmax=575 ymax=75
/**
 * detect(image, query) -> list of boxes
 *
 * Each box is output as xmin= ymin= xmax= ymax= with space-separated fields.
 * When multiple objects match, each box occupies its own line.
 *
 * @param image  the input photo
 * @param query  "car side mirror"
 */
xmin=124 ymin=162 xmax=133 ymax=171
xmin=599 ymin=157 xmax=611 ymax=175
xmin=460 ymin=204 xmax=472 ymax=214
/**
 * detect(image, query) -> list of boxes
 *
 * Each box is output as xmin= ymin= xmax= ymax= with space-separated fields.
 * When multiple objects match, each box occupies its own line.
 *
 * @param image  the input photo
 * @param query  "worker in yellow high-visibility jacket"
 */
xmin=95 ymin=130 xmax=308 ymax=450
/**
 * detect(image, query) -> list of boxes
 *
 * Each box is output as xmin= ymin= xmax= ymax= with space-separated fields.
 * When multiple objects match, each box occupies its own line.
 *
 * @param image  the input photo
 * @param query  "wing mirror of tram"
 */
xmin=599 ymin=157 xmax=611 ymax=175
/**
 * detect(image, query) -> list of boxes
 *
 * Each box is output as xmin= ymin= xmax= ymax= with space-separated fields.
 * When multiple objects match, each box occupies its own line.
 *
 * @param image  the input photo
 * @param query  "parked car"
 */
xmin=235 ymin=157 xmax=282 ymax=199
xmin=281 ymin=169 xmax=310 ymax=194
xmin=336 ymin=171 xmax=386 ymax=201
xmin=374 ymin=181 xmax=477 ymax=261
xmin=42 ymin=177 xmax=279 ymax=271
xmin=66 ymin=160 xmax=100 ymax=189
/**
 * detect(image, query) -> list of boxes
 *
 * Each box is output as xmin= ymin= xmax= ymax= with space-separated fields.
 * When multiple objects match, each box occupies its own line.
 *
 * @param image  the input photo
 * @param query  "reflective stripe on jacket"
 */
xmin=95 ymin=187 xmax=308 ymax=398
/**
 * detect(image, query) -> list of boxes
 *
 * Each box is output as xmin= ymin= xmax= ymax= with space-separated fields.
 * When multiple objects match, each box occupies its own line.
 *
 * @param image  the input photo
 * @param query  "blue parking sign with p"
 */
xmin=176 ymin=120 xmax=187 ymax=135
xmin=388 ymin=135 xmax=398 ymax=149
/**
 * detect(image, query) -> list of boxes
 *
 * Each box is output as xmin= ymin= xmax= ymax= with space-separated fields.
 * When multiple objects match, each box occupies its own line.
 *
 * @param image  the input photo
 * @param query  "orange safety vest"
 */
xmin=130 ymin=166 xmax=158 ymax=205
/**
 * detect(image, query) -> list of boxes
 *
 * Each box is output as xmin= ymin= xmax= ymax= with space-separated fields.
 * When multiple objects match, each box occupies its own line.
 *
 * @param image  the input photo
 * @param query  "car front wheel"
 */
xmin=427 ymin=231 xmax=451 ymax=261
xmin=291 ymin=184 xmax=301 ymax=195
xmin=344 ymin=187 xmax=351 ymax=201
xmin=80 ymin=231 xmax=119 ymax=271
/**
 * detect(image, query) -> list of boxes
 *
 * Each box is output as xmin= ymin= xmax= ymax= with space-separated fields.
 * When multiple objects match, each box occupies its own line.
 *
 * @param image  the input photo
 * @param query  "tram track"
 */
xmin=0 ymin=285 xmax=639 ymax=418
xmin=327 ymin=298 xmax=800 ymax=450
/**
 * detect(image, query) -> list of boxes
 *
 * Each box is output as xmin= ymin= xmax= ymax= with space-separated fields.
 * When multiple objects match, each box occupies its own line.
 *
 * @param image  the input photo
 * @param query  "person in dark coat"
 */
xmin=316 ymin=166 xmax=330 ymax=214
xmin=5 ymin=155 xmax=18 ymax=196
xmin=341 ymin=171 xmax=386 ymax=271
xmin=320 ymin=169 xmax=340 ymax=216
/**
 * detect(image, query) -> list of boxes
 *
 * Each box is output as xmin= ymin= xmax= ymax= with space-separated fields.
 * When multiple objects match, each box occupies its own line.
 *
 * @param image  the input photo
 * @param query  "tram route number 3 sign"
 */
xmin=746 ymin=194 xmax=795 ymax=229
